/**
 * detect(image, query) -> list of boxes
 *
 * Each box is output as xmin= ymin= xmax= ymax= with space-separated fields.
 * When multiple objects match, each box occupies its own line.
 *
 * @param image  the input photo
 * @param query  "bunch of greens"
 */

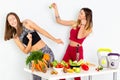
xmin=26 ymin=50 xmax=44 ymax=65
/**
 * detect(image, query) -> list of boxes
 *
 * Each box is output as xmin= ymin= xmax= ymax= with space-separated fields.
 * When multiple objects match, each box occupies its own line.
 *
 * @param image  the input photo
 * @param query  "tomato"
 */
xmin=59 ymin=64 xmax=64 ymax=68
xmin=55 ymin=64 xmax=60 ymax=68
xmin=55 ymin=63 xmax=64 ymax=68
xmin=81 ymin=64 xmax=89 ymax=71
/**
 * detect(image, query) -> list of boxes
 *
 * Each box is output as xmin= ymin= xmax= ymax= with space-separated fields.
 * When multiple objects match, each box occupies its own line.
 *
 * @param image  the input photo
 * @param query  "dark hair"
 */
xmin=4 ymin=12 xmax=23 ymax=41
xmin=77 ymin=8 xmax=93 ymax=30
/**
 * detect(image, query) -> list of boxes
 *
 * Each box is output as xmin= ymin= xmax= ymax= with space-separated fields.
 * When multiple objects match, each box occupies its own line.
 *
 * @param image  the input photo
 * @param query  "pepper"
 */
xmin=81 ymin=64 xmax=89 ymax=71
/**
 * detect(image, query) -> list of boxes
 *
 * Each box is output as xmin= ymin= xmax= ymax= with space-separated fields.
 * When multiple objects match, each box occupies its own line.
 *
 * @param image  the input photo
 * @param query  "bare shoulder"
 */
xmin=22 ymin=19 xmax=35 ymax=30
xmin=22 ymin=19 xmax=33 ymax=24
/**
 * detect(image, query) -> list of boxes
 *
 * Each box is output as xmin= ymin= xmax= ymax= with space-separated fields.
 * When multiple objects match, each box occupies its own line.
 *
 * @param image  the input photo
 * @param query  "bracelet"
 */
xmin=55 ymin=16 xmax=60 ymax=18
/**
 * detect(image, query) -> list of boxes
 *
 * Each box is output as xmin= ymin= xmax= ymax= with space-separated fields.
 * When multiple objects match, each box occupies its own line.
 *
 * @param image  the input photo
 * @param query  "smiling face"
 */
xmin=7 ymin=14 xmax=18 ymax=29
xmin=78 ymin=10 xmax=86 ymax=20
xmin=4 ymin=12 xmax=23 ymax=40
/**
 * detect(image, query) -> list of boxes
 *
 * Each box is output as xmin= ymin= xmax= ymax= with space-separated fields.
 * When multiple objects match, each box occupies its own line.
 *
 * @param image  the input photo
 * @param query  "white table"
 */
xmin=24 ymin=66 xmax=119 ymax=80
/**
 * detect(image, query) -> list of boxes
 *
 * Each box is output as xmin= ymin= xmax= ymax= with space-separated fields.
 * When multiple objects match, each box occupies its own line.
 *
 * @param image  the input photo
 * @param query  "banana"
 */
xmin=67 ymin=69 xmax=74 ymax=73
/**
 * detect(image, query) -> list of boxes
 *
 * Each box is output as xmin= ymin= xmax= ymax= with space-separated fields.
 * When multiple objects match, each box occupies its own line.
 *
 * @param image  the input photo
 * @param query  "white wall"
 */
xmin=0 ymin=0 xmax=120 ymax=80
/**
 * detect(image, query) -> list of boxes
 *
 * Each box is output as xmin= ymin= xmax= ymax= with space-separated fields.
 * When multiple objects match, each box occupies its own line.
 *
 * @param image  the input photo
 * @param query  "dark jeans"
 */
xmin=33 ymin=74 xmax=41 ymax=80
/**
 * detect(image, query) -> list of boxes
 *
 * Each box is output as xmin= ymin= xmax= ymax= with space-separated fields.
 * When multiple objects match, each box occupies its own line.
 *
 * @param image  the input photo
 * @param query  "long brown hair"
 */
xmin=4 ymin=12 xmax=23 ymax=41
xmin=77 ymin=8 xmax=93 ymax=30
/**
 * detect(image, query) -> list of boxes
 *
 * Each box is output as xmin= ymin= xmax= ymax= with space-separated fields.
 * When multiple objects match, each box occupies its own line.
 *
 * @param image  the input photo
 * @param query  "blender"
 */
xmin=97 ymin=48 xmax=112 ymax=68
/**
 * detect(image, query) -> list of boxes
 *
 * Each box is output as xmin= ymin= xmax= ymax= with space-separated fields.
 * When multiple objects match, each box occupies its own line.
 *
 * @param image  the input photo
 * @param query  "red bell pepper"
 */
xmin=81 ymin=64 xmax=89 ymax=71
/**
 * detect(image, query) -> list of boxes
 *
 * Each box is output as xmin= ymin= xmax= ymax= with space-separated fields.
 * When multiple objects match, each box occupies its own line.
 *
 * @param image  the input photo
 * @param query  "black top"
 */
xmin=19 ymin=26 xmax=41 ymax=46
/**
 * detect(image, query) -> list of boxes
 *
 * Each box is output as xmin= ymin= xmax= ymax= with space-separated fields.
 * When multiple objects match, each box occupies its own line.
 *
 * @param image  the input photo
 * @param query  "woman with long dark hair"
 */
xmin=4 ymin=12 xmax=63 ymax=80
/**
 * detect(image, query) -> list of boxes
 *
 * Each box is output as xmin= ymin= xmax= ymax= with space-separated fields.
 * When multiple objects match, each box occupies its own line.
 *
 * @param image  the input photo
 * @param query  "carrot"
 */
xmin=38 ymin=60 xmax=47 ymax=73
xmin=42 ymin=61 xmax=48 ymax=69
xmin=42 ymin=58 xmax=48 ymax=65
xmin=42 ymin=61 xmax=48 ymax=73
xmin=31 ymin=61 xmax=35 ymax=72
xmin=38 ymin=60 xmax=44 ymax=71
xmin=36 ymin=64 xmax=42 ymax=72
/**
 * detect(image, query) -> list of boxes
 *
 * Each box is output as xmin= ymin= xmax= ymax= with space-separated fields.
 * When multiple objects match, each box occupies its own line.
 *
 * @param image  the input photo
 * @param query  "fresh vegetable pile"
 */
xmin=50 ymin=59 xmax=95 ymax=74
xmin=26 ymin=50 xmax=50 ymax=73
xmin=69 ymin=59 xmax=89 ymax=72
xmin=51 ymin=60 xmax=69 ymax=68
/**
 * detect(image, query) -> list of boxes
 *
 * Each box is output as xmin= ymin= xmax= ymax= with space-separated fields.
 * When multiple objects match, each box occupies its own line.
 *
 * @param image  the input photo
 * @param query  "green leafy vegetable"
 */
xmin=26 ymin=50 xmax=44 ymax=65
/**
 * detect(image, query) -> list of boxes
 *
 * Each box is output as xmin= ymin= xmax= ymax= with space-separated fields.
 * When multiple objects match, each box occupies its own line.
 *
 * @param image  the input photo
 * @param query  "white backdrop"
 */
xmin=0 ymin=0 xmax=120 ymax=80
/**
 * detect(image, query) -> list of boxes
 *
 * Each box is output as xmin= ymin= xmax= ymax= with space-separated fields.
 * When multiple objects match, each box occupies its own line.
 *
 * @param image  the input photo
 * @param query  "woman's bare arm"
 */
xmin=24 ymin=19 xmax=63 ymax=44
xmin=13 ymin=34 xmax=32 ymax=54
xmin=52 ymin=3 xmax=75 ymax=26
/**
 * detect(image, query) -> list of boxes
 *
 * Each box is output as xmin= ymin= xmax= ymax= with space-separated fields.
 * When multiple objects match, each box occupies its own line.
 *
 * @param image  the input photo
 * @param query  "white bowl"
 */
xmin=53 ymin=67 xmax=63 ymax=73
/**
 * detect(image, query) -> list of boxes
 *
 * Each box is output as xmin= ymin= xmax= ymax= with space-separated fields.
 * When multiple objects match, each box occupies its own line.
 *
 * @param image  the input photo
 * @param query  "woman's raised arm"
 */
xmin=51 ymin=3 xmax=75 ymax=26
